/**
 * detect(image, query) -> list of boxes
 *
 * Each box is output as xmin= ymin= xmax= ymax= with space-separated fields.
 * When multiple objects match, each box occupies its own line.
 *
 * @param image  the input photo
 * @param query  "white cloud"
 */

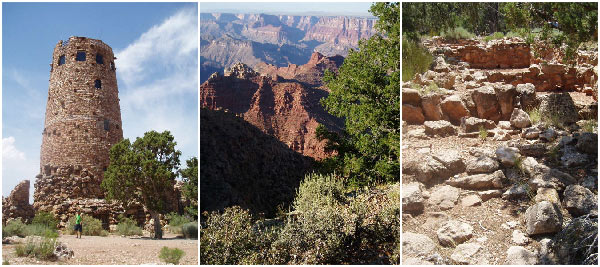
xmin=3 ymin=137 xmax=26 ymax=160
xmin=114 ymin=7 xmax=198 ymax=168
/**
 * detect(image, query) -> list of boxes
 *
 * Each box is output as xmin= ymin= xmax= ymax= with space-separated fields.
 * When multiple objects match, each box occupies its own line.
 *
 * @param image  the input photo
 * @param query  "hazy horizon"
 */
xmin=200 ymin=2 xmax=375 ymax=17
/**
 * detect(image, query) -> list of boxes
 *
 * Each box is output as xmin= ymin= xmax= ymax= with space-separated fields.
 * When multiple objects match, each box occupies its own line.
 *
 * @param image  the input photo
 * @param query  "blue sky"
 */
xmin=2 ymin=2 xmax=198 ymax=200
xmin=200 ymin=2 xmax=374 ymax=17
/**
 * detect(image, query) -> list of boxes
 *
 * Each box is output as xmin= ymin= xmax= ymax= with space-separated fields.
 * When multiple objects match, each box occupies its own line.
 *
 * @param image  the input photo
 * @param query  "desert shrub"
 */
xmin=478 ymin=125 xmax=488 ymax=140
xmin=402 ymin=37 xmax=433 ymax=82
xmin=420 ymin=82 xmax=441 ymax=95
xmin=31 ymin=212 xmax=58 ymax=231
xmin=582 ymin=119 xmax=597 ymax=133
xmin=116 ymin=215 xmax=142 ymax=236
xmin=550 ymin=214 xmax=598 ymax=265
xmin=15 ymin=236 xmax=57 ymax=261
xmin=200 ymin=206 xmax=256 ymax=264
xmin=484 ymin=31 xmax=505 ymax=42
xmin=165 ymin=212 xmax=192 ymax=234
xmin=3 ymin=219 xmax=27 ymax=237
xmin=66 ymin=214 xmax=106 ymax=236
xmin=159 ymin=246 xmax=185 ymax=265
xmin=527 ymin=107 xmax=541 ymax=125
xmin=441 ymin=26 xmax=475 ymax=41
xmin=181 ymin=222 xmax=198 ymax=239
xmin=24 ymin=224 xmax=58 ymax=238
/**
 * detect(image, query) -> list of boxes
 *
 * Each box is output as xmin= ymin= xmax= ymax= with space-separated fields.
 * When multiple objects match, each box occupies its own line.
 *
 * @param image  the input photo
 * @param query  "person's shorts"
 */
xmin=74 ymin=223 xmax=82 ymax=232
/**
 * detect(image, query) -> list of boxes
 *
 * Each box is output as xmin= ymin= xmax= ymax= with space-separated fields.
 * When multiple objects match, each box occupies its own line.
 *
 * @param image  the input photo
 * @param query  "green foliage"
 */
xmin=31 ymin=212 xmax=58 ymax=231
xmin=484 ymin=31 xmax=505 ymax=42
xmin=3 ymin=219 xmax=27 ymax=238
xmin=200 ymin=173 xmax=400 ymax=264
xmin=180 ymin=157 xmax=198 ymax=219
xmin=165 ymin=212 xmax=192 ymax=234
xmin=102 ymin=130 xmax=182 ymax=238
xmin=66 ymin=214 xmax=107 ymax=236
xmin=402 ymin=37 xmax=433 ymax=82
xmin=159 ymin=247 xmax=185 ymax=265
xmin=527 ymin=107 xmax=542 ymax=125
xmin=182 ymin=222 xmax=198 ymax=239
xmin=2 ymin=259 xmax=9 ymax=265
xmin=478 ymin=125 xmax=488 ymax=140
xmin=319 ymin=2 xmax=399 ymax=184
xmin=441 ymin=26 xmax=475 ymax=40
xmin=420 ymin=82 xmax=441 ymax=95
xmin=582 ymin=120 xmax=597 ymax=133
xmin=15 ymin=237 xmax=57 ymax=261
xmin=25 ymin=224 xmax=58 ymax=238
xmin=200 ymin=206 xmax=258 ymax=264
xmin=116 ymin=215 xmax=143 ymax=236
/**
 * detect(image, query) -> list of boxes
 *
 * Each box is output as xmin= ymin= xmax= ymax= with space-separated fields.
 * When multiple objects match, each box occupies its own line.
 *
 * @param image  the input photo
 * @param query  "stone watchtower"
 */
xmin=34 ymin=37 xmax=124 ymax=223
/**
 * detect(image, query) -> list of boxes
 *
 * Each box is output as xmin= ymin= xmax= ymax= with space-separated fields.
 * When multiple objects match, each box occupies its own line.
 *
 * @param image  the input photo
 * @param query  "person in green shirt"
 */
xmin=74 ymin=212 xmax=83 ymax=238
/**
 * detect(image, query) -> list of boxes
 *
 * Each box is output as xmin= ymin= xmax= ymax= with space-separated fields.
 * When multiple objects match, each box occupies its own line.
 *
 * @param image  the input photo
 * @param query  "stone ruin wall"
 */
xmin=425 ymin=37 xmax=597 ymax=92
xmin=2 ymin=180 xmax=35 ymax=225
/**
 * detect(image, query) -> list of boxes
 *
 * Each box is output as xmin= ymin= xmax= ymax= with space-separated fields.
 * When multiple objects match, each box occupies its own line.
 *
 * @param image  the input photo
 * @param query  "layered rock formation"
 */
xmin=2 ymin=180 xmax=35 ymax=224
xmin=201 ymin=12 xmax=375 ymax=82
xmin=200 ymin=108 xmax=311 ymax=217
xmin=201 ymin=53 xmax=344 ymax=160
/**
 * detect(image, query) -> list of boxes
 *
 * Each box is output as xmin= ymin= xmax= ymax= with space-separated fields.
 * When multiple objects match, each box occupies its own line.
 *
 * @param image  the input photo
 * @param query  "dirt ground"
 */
xmin=2 ymin=233 xmax=198 ymax=265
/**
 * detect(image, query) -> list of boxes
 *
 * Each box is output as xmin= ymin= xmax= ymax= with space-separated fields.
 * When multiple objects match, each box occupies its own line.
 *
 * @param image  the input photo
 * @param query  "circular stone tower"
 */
xmin=36 ymin=36 xmax=123 ymax=203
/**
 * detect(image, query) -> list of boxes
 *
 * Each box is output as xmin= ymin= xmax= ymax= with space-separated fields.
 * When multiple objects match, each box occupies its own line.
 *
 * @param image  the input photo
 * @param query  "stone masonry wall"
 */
xmin=445 ymin=38 xmax=531 ymax=69
xmin=39 ymin=36 xmax=123 ymax=200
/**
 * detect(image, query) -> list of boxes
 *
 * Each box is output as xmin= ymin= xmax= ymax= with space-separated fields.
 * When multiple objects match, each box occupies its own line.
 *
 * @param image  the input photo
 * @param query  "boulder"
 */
xmin=471 ymin=86 xmax=501 ymax=121
xmin=465 ymin=155 xmax=500 ymax=174
xmin=516 ymin=83 xmax=537 ymax=110
xmin=437 ymin=220 xmax=473 ymax=247
xmin=525 ymin=201 xmax=562 ymax=235
xmin=451 ymin=243 xmax=484 ymax=264
xmin=424 ymin=120 xmax=457 ymax=137
xmin=522 ymin=127 xmax=540 ymax=139
xmin=461 ymin=117 xmax=495 ymax=133
xmin=497 ymin=121 xmax=512 ymax=130
xmin=402 ymin=232 xmax=436 ymax=257
xmin=495 ymin=147 xmax=520 ymax=167
xmin=421 ymin=94 xmax=446 ymax=121
xmin=428 ymin=185 xmax=460 ymax=210
xmin=560 ymin=146 xmax=588 ymax=167
xmin=539 ymin=127 xmax=557 ymax=141
xmin=440 ymin=95 xmax=470 ymax=125
xmin=510 ymin=108 xmax=531 ymax=128
xmin=494 ymin=83 xmax=518 ymax=120
xmin=511 ymin=230 xmax=529 ymax=245
xmin=502 ymin=184 xmax=529 ymax=200
xmin=575 ymin=132 xmax=598 ymax=154
xmin=534 ymin=188 xmax=560 ymax=204
xmin=447 ymin=170 xmax=505 ymax=190
xmin=402 ymin=183 xmax=425 ymax=213
xmin=402 ymin=88 xmax=421 ymax=106
xmin=461 ymin=195 xmax=482 ymax=207
xmin=403 ymin=104 xmax=425 ymax=124
xmin=562 ymin=184 xmax=598 ymax=217
xmin=538 ymin=93 xmax=579 ymax=124
xmin=431 ymin=150 xmax=466 ymax=174
xmin=478 ymin=189 xmax=502 ymax=201
xmin=505 ymin=246 xmax=537 ymax=265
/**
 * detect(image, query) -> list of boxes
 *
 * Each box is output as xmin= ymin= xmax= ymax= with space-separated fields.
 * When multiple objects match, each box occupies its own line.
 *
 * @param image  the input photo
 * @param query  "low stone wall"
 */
xmin=2 ymin=180 xmax=35 ymax=224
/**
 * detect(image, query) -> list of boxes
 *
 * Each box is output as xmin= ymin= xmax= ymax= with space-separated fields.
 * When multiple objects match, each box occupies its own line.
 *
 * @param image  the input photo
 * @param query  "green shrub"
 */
xmin=420 ymin=82 xmax=441 ymax=95
xmin=165 ymin=212 xmax=192 ymax=234
xmin=31 ymin=212 xmax=58 ymax=230
xmin=25 ymin=224 xmax=58 ymax=238
xmin=441 ymin=26 xmax=475 ymax=41
xmin=582 ymin=119 xmax=597 ymax=133
xmin=402 ymin=37 xmax=433 ymax=82
xmin=527 ymin=107 xmax=541 ymax=125
xmin=182 ymin=222 xmax=198 ymax=239
xmin=15 ymin=237 xmax=57 ymax=261
xmin=200 ymin=207 xmax=257 ymax=264
xmin=116 ymin=215 xmax=143 ymax=236
xmin=159 ymin=246 xmax=185 ymax=265
xmin=66 ymin=214 xmax=106 ymax=236
xmin=3 ymin=219 xmax=27 ymax=237
xmin=478 ymin=125 xmax=488 ymax=140
xmin=484 ymin=31 xmax=505 ymax=42
xmin=293 ymin=172 xmax=346 ymax=214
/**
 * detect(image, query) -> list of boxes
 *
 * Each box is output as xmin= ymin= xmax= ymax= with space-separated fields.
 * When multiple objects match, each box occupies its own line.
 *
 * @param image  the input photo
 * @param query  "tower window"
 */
xmin=58 ymin=55 xmax=66 ymax=66
xmin=96 ymin=54 xmax=104 ymax=64
xmin=104 ymin=119 xmax=110 ymax=131
xmin=110 ymin=62 xmax=115 ymax=71
xmin=76 ymin=51 xmax=86 ymax=61
xmin=95 ymin=79 xmax=102 ymax=89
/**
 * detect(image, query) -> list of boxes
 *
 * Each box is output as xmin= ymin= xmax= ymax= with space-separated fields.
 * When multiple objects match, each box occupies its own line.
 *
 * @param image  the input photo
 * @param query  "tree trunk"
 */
xmin=150 ymin=210 xmax=163 ymax=239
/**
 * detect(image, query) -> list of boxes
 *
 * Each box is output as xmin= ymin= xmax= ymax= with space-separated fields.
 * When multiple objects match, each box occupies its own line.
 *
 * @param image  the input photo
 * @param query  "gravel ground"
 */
xmin=2 ymin=233 xmax=198 ymax=265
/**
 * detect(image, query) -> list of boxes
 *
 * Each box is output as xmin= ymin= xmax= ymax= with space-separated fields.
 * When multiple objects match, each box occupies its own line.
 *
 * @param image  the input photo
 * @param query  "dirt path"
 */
xmin=2 ymin=233 xmax=198 ymax=265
